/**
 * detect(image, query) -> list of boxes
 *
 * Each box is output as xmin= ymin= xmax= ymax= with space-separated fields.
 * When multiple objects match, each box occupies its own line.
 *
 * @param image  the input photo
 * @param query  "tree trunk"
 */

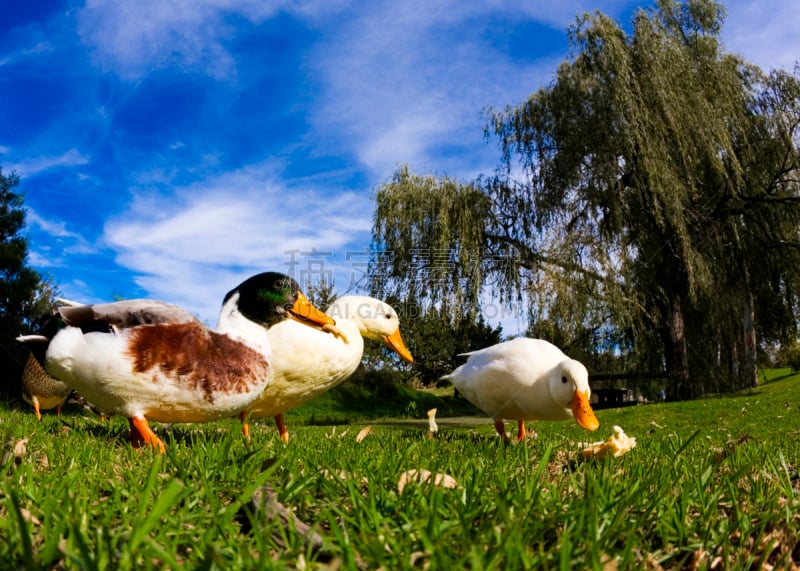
xmin=741 ymin=275 xmax=758 ymax=389
xmin=728 ymin=337 xmax=739 ymax=388
xmin=710 ymin=333 xmax=723 ymax=393
xmin=712 ymin=334 xmax=721 ymax=370
xmin=663 ymin=291 xmax=694 ymax=399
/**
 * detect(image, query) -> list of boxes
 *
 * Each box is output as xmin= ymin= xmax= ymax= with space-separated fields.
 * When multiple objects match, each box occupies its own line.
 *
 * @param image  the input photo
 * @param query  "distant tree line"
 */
xmin=368 ymin=0 xmax=800 ymax=399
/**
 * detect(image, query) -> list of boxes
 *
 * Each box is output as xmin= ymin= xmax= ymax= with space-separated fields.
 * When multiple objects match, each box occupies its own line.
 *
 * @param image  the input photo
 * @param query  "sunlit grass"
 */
xmin=1 ymin=372 xmax=798 ymax=569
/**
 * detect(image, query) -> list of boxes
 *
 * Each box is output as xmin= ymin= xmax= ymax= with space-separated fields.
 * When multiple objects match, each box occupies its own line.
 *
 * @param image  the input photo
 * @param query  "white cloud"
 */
xmin=484 ymin=0 xmax=636 ymax=29
xmin=71 ymin=0 xmax=625 ymax=181
xmin=25 ymin=209 xmax=96 ymax=262
xmin=315 ymin=0 xmax=799 ymax=181
xmin=103 ymin=160 xmax=373 ymax=321
xmin=26 ymin=210 xmax=79 ymax=238
xmin=305 ymin=2 xmax=565 ymax=179
xmin=6 ymin=148 xmax=89 ymax=178
xmin=26 ymin=250 xmax=53 ymax=269
xmin=0 ymin=38 xmax=53 ymax=68
xmin=78 ymin=0 xmax=256 ymax=80
xmin=74 ymin=0 xmax=348 ymax=81
xmin=722 ymin=0 xmax=800 ymax=72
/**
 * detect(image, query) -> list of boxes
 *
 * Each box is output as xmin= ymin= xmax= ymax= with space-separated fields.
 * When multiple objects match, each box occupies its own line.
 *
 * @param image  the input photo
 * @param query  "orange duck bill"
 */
xmin=384 ymin=328 xmax=414 ymax=363
xmin=571 ymin=390 xmax=600 ymax=431
xmin=287 ymin=291 xmax=336 ymax=328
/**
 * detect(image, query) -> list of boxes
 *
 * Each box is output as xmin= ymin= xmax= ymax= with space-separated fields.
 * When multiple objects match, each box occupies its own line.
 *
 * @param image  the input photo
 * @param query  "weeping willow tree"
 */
xmin=370 ymin=165 xmax=494 ymax=311
xmin=371 ymin=0 xmax=800 ymax=398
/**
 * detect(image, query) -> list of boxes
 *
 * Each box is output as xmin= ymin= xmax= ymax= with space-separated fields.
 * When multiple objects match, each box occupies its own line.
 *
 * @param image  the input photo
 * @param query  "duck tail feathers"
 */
xmin=16 ymin=334 xmax=51 ymax=368
xmin=56 ymin=297 xmax=84 ymax=307
xmin=17 ymin=334 xmax=49 ymax=344
xmin=57 ymin=304 xmax=100 ymax=328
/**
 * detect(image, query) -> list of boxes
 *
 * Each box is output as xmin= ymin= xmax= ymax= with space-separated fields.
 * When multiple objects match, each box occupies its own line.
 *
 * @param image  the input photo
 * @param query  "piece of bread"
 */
xmin=581 ymin=425 xmax=636 ymax=459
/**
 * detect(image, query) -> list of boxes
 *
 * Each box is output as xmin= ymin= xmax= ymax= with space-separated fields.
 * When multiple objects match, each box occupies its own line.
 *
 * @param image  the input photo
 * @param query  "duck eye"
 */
xmin=561 ymin=376 xmax=568 ymax=384
xmin=384 ymin=313 xmax=391 ymax=319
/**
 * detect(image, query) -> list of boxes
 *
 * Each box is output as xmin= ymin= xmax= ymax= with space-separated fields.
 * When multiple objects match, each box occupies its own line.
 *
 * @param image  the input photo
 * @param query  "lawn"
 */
xmin=1 ymin=371 xmax=799 ymax=569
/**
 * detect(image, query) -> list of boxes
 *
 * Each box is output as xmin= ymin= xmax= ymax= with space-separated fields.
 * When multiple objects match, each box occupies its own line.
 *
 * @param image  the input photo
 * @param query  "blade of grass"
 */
xmin=127 ymin=477 xmax=186 ymax=553
xmin=8 ymin=490 xmax=35 ymax=569
xmin=673 ymin=429 xmax=702 ymax=457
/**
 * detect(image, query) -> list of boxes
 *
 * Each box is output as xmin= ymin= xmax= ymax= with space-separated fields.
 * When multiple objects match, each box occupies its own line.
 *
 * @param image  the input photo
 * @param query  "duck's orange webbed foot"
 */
xmin=274 ymin=414 xmax=290 ymax=444
xmin=130 ymin=416 xmax=166 ymax=454
xmin=240 ymin=409 xmax=251 ymax=440
xmin=493 ymin=420 xmax=511 ymax=444
xmin=515 ymin=420 xmax=527 ymax=442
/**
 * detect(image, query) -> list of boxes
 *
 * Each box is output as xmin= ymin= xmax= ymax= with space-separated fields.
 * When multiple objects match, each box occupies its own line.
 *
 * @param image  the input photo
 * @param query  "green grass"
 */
xmin=1 ymin=372 xmax=799 ymax=569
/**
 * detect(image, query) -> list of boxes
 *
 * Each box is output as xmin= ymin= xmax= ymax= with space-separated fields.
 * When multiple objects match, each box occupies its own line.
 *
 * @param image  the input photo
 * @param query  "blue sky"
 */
xmin=1 ymin=1 xmax=797 ymax=327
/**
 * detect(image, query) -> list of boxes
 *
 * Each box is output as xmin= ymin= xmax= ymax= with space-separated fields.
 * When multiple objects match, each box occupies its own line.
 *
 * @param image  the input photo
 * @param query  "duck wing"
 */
xmin=59 ymin=300 xmax=199 ymax=332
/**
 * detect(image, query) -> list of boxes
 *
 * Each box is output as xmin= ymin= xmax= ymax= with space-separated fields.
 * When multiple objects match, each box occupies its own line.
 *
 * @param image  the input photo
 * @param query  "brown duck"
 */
xmin=21 ymin=353 xmax=72 ymax=421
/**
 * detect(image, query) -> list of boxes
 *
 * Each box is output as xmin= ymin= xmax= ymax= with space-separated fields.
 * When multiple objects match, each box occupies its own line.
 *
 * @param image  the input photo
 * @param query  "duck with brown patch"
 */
xmin=17 ymin=272 xmax=336 ymax=453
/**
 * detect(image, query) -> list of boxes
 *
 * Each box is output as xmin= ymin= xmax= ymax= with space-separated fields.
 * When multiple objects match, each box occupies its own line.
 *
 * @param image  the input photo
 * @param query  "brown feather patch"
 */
xmin=126 ymin=323 xmax=269 ymax=403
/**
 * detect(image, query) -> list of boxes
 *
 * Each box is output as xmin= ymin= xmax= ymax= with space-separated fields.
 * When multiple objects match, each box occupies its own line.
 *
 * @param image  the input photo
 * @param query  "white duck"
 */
xmin=442 ymin=337 xmax=600 ymax=442
xmin=17 ymin=272 xmax=335 ymax=453
xmin=245 ymin=295 xmax=414 ymax=442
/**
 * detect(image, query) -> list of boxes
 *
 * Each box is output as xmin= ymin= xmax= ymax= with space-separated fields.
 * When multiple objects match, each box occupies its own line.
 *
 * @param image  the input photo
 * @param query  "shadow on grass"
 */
xmin=45 ymin=414 xmax=130 ymax=448
xmin=764 ymin=371 xmax=798 ymax=384
xmin=301 ymin=416 xmax=353 ymax=427
xmin=45 ymin=412 xmax=251 ymax=452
